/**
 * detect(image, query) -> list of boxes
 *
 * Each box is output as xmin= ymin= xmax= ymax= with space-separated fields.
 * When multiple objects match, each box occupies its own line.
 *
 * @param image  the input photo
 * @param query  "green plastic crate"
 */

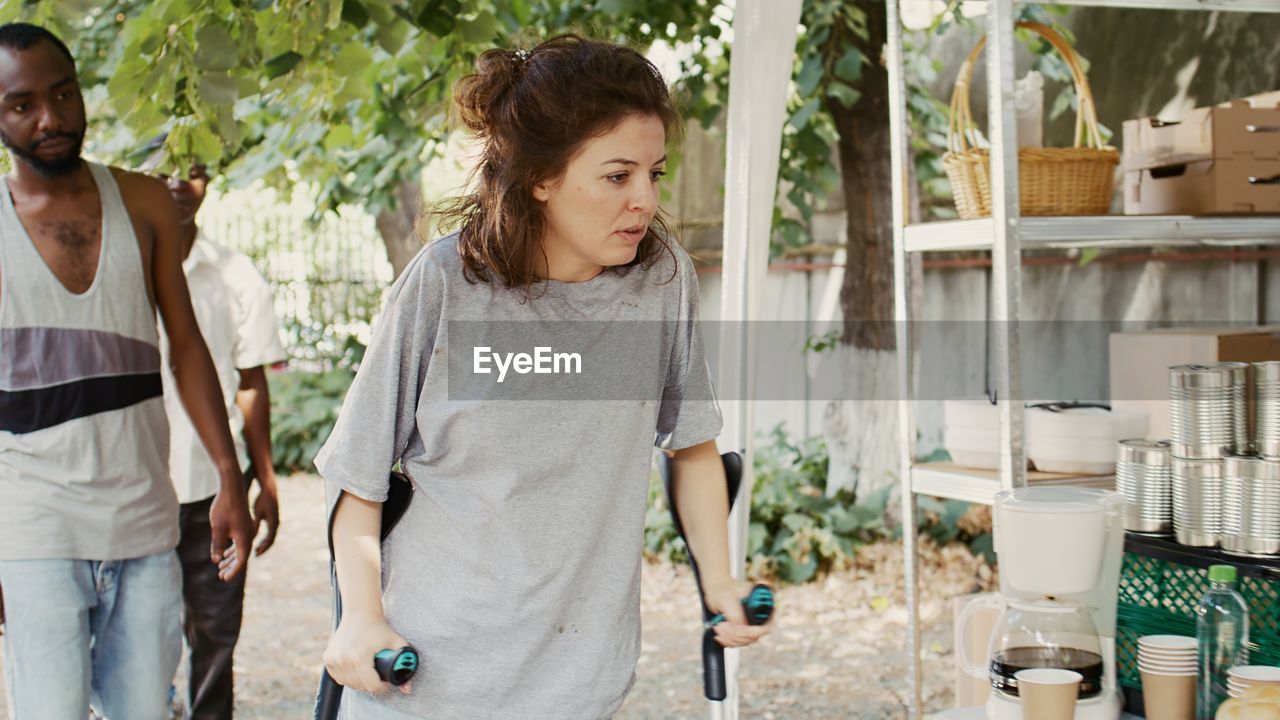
xmin=1116 ymin=535 xmax=1280 ymax=690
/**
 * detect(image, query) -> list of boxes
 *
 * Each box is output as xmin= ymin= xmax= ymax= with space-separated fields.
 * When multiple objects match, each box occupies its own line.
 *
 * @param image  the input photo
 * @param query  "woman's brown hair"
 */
xmin=434 ymin=34 xmax=681 ymax=290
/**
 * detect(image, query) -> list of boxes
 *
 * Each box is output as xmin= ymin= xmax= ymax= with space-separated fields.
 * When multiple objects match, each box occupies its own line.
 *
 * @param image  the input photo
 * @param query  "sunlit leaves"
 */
xmin=264 ymin=51 xmax=303 ymax=79
xmin=194 ymin=23 xmax=237 ymax=72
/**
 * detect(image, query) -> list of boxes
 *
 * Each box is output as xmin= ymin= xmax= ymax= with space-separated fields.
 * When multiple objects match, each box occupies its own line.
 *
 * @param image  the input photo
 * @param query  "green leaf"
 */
xmin=196 ymin=72 xmax=238 ymax=107
xmin=229 ymin=144 xmax=284 ymax=184
xmin=917 ymin=495 xmax=945 ymax=515
xmin=195 ymin=24 xmax=238 ymax=72
xmin=770 ymin=528 xmax=793 ymax=555
xmin=323 ymin=124 xmax=354 ymax=152
xmin=849 ymin=505 xmax=881 ymax=530
xmin=341 ymin=0 xmax=370 ymax=28
xmin=1050 ymin=88 xmax=1074 ymax=122
xmin=376 ymin=18 xmax=410 ymax=53
xmin=747 ymin=522 xmax=768 ymax=557
xmin=827 ymin=506 xmax=859 ymax=535
xmin=135 ymin=28 xmax=166 ymax=57
xmin=326 ymin=0 xmax=345 ymax=29
xmin=263 ymin=51 xmax=303 ymax=79
xmin=416 ymin=0 xmax=461 ymax=37
xmin=188 ymin=124 xmax=223 ymax=164
xmin=1078 ymin=247 xmax=1100 ymax=267
xmin=459 ymin=10 xmax=498 ymax=43
xmin=777 ymin=552 xmax=818 ymax=584
xmin=942 ymin=500 xmax=969 ymax=529
xmin=970 ymin=533 xmax=996 ymax=565
xmin=833 ymin=49 xmax=862 ymax=82
xmin=335 ymin=75 xmax=374 ymax=104
xmin=237 ymin=76 xmax=261 ymax=97
xmin=790 ymin=97 xmax=820 ymax=131
xmin=107 ymin=59 xmax=146 ymax=114
xmin=337 ymin=42 xmax=374 ymax=71
xmin=795 ymin=55 xmax=823 ymax=98
xmin=781 ymin=512 xmax=811 ymax=533
xmin=827 ymin=82 xmax=860 ymax=109
xmin=598 ymin=0 xmax=646 ymax=13
xmin=918 ymin=447 xmax=952 ymax=463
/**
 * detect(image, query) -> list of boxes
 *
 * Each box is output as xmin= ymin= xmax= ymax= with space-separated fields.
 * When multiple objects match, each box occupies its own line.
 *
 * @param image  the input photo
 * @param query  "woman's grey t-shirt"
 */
xmin=314 ymin=234 xmax=722 ymax=719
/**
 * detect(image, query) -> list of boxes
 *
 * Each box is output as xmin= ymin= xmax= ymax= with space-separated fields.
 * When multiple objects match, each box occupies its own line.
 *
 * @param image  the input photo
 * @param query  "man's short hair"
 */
xmin=0 ymin=23 xmax=75 ymax=67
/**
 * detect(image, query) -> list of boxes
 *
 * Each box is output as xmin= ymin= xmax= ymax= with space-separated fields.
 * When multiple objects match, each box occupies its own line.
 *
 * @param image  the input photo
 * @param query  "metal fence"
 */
xmin=202 ymin=200 xmax=394 ymax=371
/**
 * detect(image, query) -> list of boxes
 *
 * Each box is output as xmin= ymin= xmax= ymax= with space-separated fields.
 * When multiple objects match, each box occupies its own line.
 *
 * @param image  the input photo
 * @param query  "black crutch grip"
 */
xmin=374 ymin=646 xmax=419 ymax=686
xmin=314 ymin=670 xmax=341 ymax=720
xmin=702 ymin=629 xmax=728 ymax=700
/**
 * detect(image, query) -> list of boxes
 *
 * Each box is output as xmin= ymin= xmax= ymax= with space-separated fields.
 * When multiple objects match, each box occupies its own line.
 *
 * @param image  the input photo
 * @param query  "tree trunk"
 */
xmin=375 ymin=179 xmax=426 ymax=278
xmin=829 ymin=0 xmax=894 ymax=353
xmin=821 ymin=0 xmax=903 ymax=508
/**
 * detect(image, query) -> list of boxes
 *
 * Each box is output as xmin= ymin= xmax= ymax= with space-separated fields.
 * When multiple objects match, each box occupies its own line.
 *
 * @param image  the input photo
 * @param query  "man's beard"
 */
xmin=0 ymin=127 xmax=85 ymax=179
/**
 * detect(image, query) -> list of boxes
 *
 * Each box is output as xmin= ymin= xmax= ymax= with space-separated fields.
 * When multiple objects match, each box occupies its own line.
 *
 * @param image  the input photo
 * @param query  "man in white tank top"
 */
xmin=0 ymin=23 xmax=256 ymax=720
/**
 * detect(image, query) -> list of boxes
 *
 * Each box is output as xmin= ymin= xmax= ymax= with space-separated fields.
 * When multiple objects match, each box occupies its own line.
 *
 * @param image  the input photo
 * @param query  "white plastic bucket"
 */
xmin=995 ymin=487 xmax=1120 ymax=596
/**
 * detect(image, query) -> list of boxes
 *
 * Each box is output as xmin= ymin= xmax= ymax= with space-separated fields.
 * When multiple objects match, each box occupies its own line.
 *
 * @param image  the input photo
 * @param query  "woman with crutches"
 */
xmin=314 ymin=34 xmax=773 ymax=719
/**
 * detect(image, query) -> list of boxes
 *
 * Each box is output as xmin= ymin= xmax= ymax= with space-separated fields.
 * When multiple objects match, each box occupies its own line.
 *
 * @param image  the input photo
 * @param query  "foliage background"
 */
xmin=644 ymin=425 xmax=992 ymax=585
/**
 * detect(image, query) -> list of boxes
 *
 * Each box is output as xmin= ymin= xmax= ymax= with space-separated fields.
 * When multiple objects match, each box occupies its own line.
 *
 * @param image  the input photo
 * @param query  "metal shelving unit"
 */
xmin=906 ymin=216 xmax=1280 ymax=252
xmin=886 ymin=0 xmax=1280 ymax=717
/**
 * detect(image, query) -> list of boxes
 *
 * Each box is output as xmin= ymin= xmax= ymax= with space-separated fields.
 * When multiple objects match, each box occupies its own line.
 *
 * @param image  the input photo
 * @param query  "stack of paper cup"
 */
xmin=1228 ymin=666 xmax=1280 ymax=698
xmin=1139 ymin=635 xmax=1197 ymax=720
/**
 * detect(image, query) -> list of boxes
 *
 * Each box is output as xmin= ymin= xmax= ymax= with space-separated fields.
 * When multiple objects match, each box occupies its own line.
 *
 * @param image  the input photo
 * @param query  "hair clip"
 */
xmin=514 ymin=49 xmax=529 ymax=64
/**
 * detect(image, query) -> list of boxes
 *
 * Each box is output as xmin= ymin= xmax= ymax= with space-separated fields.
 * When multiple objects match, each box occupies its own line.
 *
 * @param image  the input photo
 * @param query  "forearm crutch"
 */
xmin=314 ymin=473 xmax=418 ymax=720
xmin=657 ymin=451 xmax=774 ymax=705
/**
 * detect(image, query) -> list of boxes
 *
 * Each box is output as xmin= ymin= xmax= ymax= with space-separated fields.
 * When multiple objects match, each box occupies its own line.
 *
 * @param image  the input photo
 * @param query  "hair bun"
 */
xmin=453 ymin=47 xmax=527 ymax=137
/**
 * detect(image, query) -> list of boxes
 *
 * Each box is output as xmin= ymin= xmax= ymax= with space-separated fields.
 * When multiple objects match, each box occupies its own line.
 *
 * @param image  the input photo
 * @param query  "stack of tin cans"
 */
xmin=1168 ymin=362 xmax=1246 ymax=548
xmin=1116 ymin=361 xmax=1280 ymax=558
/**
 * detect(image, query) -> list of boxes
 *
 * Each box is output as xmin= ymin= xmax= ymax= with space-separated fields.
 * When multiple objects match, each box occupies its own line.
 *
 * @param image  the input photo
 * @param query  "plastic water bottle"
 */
xmin=1196 ymin=564 xmax=1250 ymax=719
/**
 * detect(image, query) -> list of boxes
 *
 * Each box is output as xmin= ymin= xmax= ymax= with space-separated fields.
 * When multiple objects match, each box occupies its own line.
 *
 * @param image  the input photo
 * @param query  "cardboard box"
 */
xmin=1122 ymin=90 xmax=1280 ymax=215
xmin=1109 ymin=326 xmax=1280 ymax=441
xmin=1124 ymin=156 xmax=1280 ymax=215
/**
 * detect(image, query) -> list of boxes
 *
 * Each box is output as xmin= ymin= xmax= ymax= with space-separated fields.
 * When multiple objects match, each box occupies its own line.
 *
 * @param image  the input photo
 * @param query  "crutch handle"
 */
xmin=374 ymin=646 xmax=420 ymax=686
xmin=705 ymin=584 xmax=776 ymax=629
xmin=702 ymin=629 xmax=728 ymax=700
xmin=701 ymin=583 xmax=775 ymax=701
xmin=314 ymin=475 xmax=416 ymax=720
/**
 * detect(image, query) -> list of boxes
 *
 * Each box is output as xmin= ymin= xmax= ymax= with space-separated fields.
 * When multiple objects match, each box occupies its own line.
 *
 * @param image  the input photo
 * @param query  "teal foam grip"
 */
xmin=373 ymin=646 xmax=419 ymax=686
xmin=705 ymin=584 xmax=775 ymax=628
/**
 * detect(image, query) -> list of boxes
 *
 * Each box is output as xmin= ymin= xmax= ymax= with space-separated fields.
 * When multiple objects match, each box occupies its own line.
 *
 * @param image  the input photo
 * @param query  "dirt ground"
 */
xmin=0 ymin=474 xmax=994 ymax=719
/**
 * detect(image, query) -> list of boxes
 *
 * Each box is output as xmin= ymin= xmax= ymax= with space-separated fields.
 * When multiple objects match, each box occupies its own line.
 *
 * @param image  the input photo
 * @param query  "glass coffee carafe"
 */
xmin=988 ymin=598 xmax=1106 ymax=699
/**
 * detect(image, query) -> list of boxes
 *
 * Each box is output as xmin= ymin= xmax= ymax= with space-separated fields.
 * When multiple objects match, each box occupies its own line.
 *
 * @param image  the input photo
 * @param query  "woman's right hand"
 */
xmin=323 ymin=611 xmax=413 ymax=695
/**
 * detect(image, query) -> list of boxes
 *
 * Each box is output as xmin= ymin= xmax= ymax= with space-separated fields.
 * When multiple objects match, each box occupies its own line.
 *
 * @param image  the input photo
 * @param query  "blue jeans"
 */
xmin=0 ymin=550 xmax=182 ymax=720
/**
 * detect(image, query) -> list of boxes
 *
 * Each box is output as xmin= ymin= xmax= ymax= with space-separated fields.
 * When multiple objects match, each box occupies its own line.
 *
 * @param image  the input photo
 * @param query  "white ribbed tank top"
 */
xmin=0 ymin=162 xmax=176 ymax=560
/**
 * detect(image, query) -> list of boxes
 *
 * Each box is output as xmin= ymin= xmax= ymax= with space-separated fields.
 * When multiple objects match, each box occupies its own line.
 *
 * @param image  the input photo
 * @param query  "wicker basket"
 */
xmin=943 ymin=22 xmax=1119 ymax=219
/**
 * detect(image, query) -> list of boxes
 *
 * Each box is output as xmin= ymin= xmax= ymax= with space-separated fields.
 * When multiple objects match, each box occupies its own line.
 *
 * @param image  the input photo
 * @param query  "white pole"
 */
xmin=715 ymin=1 xmax=802 ymax=718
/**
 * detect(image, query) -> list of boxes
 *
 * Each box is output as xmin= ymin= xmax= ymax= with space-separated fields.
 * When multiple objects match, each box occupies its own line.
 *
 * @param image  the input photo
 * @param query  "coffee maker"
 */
xmin=960 ymin=487 xmax=1126 ymax=720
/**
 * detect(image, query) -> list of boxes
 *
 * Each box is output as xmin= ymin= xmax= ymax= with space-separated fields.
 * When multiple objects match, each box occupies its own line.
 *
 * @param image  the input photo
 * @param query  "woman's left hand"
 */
xmin=702 ymin=577 xmax=772 ymax=649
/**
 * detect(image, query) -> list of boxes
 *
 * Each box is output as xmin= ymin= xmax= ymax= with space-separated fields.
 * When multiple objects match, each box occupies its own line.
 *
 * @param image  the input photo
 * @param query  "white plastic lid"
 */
xmin=994 ymin=487 xmax=1122 ymax=515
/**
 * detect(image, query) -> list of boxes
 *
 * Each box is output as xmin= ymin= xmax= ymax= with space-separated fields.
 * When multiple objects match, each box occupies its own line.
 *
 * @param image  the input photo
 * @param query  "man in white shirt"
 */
xmin=148 ymin=148 xmax=288 ymax=720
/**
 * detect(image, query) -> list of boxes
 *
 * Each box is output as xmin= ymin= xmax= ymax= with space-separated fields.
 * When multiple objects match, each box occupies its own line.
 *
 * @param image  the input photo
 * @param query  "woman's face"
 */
xmin=532 ymin=113 xmax=666 ymax=282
